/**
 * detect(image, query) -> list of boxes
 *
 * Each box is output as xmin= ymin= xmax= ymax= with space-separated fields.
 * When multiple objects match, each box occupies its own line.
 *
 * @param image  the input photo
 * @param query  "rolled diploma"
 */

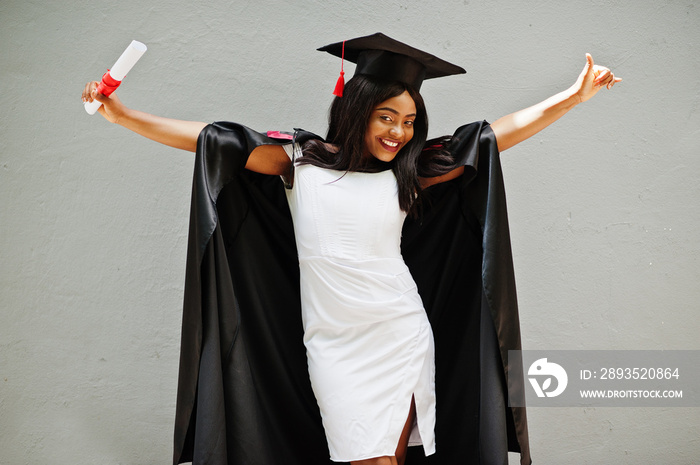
xmin=84 ymin=40 xmax=147 ymax=115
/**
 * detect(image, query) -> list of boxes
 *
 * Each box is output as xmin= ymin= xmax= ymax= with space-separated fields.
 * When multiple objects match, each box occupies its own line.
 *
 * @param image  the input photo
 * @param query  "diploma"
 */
xmin=84 ymin=40 xmax=147 ymax=115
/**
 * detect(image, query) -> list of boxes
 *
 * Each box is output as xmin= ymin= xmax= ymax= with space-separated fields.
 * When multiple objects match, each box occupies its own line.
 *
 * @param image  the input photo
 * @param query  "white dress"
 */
xmin=284 ymin=147 xmax=436 ymax=462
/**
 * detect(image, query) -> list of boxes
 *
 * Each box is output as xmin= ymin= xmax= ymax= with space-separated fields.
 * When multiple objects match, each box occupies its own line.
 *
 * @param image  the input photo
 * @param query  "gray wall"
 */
xmin=1 ymin=0 xmax=698 ymax=463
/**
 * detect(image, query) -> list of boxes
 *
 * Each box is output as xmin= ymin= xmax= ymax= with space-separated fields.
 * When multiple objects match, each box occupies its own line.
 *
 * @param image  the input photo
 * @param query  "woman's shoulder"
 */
xmin=246 ymin=144 xmax=292 ymax=176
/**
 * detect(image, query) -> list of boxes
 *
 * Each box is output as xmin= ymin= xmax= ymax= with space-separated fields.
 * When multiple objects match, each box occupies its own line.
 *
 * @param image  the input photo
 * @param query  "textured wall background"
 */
xmin=1 ymin=0 xmax=698 ymax=464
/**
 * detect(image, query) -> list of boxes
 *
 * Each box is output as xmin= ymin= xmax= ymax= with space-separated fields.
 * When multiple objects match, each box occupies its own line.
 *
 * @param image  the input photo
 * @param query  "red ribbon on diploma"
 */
xmin=96 ymin=70 xmax=122 ymax=97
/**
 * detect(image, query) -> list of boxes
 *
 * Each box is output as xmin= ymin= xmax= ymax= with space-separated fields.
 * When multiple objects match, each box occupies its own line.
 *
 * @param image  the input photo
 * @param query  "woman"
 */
xmin=82 ymin=33 xmax=619 ymax=465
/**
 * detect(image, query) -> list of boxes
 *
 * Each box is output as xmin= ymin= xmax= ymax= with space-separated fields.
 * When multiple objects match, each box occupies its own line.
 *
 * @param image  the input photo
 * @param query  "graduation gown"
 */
xmin=172 ymin=121 xmax=531 ymax=465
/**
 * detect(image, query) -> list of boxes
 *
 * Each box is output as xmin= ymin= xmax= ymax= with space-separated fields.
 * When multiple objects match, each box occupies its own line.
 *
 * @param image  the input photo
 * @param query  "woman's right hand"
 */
xmin=82 ymin=81 xmax=126 ymax=124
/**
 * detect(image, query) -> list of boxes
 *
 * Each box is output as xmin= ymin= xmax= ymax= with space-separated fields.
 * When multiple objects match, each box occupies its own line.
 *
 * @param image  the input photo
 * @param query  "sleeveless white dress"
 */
xmin=284 ymin=147 xmax=436 ymax=462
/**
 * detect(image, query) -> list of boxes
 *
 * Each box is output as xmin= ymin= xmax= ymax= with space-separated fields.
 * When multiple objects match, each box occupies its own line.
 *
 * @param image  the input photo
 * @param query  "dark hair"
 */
xmin=298 ymin=74 xmax=456 ymax=215
xmin=297 ymin=74 xmax=425 ymax=213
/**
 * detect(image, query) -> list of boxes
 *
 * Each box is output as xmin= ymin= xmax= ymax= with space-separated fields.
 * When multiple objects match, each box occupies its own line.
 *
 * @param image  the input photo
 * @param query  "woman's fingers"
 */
xmin=82 ymin=81 xmax=100 ymax=102
xmin=575 ymin=54 xmax=621 ymax=103
xmin=592 ymin=66 xmax=621 ymax=89
xmin=82 ymin=82 xmax=92 ymax=102
xmin=81 ymin=80 xmax=123 ymax=123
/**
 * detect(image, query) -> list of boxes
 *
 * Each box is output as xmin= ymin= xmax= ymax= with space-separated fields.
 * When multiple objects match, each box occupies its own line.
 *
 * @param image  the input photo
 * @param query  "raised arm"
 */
xmin=82 ymin=81 xmax=206 ymax=152
xmin=490 ymin=54 xmax=621 ymax=152
xmin=81 ymin=81 xmax=291 ymax=174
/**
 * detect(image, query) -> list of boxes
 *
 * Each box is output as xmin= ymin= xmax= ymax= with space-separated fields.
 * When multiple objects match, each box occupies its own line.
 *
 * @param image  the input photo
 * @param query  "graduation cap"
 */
xmin=318 ymin=32 xmax=466 ymax=96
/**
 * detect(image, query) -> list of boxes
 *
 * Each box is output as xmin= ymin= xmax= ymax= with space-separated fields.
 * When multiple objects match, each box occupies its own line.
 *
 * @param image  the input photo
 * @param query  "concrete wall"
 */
xmin=1 ymin=0 xmax=698 ymax=463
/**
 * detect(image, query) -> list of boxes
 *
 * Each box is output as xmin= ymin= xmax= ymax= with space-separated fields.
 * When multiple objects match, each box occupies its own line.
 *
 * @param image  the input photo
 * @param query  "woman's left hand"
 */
xmin=491 ymin=53 xmax=621 ymax=152
xmin=574 ymin=53 xmax=622 ymax=103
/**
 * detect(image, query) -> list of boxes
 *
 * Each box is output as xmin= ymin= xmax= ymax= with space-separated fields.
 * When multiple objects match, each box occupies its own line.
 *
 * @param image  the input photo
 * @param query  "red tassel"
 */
xmin=332 ymin=40 xmax=346 ymax=97
xmin=333 ymin=71 xmax=345 ymax=97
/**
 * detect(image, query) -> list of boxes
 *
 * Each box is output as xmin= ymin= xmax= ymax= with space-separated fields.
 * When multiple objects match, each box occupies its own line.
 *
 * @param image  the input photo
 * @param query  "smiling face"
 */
xmin=363 ymin=90 xmax=417 ymax=163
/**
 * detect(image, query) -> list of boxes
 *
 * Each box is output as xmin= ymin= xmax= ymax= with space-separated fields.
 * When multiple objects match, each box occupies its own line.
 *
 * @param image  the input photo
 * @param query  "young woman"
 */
xmin=82 ymin=34 xmax=619 ymax=465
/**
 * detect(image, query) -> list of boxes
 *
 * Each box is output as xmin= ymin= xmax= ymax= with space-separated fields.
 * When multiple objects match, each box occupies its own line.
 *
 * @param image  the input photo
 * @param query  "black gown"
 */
xmin=172 ymin=121 xmax=531 ymax=465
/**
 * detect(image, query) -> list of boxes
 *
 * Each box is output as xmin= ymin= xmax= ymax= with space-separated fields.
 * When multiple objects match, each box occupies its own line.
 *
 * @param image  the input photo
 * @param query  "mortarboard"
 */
xmin=318 ymin=32 xmax=466 ymax=96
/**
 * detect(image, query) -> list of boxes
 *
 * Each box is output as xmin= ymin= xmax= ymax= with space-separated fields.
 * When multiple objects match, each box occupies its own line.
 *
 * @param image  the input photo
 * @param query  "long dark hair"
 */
xmin=298 ymin=74 xmax=455 ymax=214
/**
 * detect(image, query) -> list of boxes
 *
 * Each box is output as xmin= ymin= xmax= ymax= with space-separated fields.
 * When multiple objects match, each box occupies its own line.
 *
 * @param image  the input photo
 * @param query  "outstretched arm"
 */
xmin=490 ymin=54 xmax=621 ymax=152
xmin=81 ymin=81 xmax=290 ymax=174
xmin=82 ymin=81 xmax=206 ymax=152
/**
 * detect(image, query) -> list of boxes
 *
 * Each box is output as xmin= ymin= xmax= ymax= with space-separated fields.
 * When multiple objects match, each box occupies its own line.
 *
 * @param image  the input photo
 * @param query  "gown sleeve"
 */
xmin=402 ymin=121 xmax=531 ymax=465
xmin=174 ymin=122 xmax=334 ymax=465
